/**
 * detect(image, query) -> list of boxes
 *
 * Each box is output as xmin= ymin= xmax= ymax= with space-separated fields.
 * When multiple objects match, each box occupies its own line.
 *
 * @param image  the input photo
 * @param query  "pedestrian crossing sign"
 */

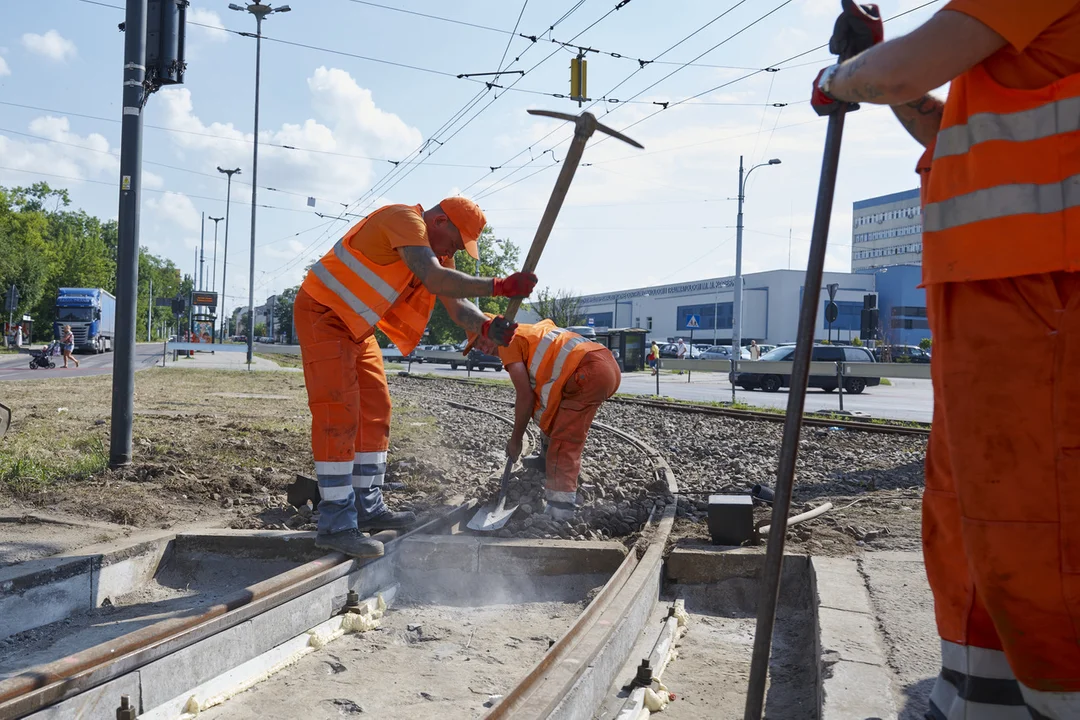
xmin=686 ymin=314 xmax=701 ymax=329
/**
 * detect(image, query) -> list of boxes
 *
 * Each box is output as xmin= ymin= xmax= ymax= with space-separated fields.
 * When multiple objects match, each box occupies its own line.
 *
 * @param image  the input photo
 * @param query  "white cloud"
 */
xmin=146 ymin=191 xmax=201 ymax=233
xmin=21 ymin=30 xmax=77 ymax=62
xmin=0 ymin=117 xmax=117 ymax=184
xmin=0 ymin=55 xmax=10 ymax=77
xmin=188 ymin=8 xmax=228 ymax=42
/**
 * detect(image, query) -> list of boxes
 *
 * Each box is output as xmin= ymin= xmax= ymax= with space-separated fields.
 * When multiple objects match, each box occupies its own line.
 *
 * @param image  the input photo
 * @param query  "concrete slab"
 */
xmin=665 ymin=546 xmax=807 ymax=585
xmin=173 ymin=530 xmax=322 ymax=560
xmin=814 ymin=555 xmax=874 ymax=614
xmin=819 ymin=606 xmax=887 ymax=666
xmin=25 ymin=670 xmax=141 ymax=720
xmin=397 ymin=534 xmax=479 ymax=573
xmin=478 ymin=538 xmax=626 ymax=576
xmin=821 ymin=657 xmax=899 ymax=719
xmin=0 ymin=557 xmax=92 ymax=639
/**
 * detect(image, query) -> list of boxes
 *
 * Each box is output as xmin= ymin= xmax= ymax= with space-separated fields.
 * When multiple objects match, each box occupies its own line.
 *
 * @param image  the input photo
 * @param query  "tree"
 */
xmin=919 ymin=337 xmax=932 ymax=350
xmin=274 ymin=286 xmax=298 ymax=343
xmin=528 ymin=287 xmax=584 ymax=328
xmin=424 ymin=229 xmax=521 ymax=343
xmin=851 ymin=336 xmax=863 ymax=347
xmin=254 ymin=322 xmax=267 ymax=338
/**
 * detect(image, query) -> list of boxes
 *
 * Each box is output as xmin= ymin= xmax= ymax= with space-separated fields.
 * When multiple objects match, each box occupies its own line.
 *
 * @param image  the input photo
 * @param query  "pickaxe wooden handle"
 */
xmin=462 ymin=110 xmax=643 ymax=355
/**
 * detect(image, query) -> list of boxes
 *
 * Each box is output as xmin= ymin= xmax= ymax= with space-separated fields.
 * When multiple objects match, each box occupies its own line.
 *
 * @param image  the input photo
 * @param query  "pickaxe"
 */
xmin=465 ymin=109 xmax=643 ymax=533
xmin=462 ymin=109 xmax=643 ymax=353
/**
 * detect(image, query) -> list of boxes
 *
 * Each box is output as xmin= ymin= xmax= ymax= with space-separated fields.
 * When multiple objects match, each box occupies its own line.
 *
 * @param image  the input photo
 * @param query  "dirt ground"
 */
xmin=1 ymin=367 xmax=929 ymax=563
xmin=197 ymin=600 xmax=586 ymax=720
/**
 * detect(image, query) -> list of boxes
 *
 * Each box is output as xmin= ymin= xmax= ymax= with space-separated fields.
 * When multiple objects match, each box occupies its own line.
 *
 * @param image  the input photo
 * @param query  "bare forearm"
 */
xmin=890 ymin=95 xmax=944 ymax=148
xmin=441 ymin=297 xmax=487 ymax=336
xmin=424 ymin=268 xmax=493 ymax=298
xmin=513 ymin=391 xmax=532 ymax=441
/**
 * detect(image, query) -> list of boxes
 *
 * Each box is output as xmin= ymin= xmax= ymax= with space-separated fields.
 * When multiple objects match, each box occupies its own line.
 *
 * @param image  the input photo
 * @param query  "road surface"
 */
xmin=0 ymin=343 xmax=163 ymax=382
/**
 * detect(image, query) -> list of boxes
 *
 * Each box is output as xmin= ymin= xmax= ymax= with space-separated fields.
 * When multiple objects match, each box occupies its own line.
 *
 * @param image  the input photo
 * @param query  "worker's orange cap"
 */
xmin=440 ymin=196 xmax=486 ymax=260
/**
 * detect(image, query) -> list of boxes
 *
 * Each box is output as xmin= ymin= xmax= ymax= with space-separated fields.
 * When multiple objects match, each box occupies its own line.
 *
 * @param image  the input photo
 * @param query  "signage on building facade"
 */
xmin=580 ymin=276 xmax=737 ymax=306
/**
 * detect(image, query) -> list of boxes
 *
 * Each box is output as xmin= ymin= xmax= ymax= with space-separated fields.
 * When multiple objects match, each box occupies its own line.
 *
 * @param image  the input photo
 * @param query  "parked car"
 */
xmin=757 ymin=344 xmax=777 ymax=356
xmin=659 ymin=342 xmax=703 ymax=359
xmin=700 ymin=345 xmax=750 ymax=360
xmin=733 ymin=344 xmax=881 ymax=394
xmin=567 ymin=325 xmax=597 ymax=338
xmin=449 ymin=348 xmax=503 ymax=372
xmin=873 ymin=344 xmax=931 ymax=363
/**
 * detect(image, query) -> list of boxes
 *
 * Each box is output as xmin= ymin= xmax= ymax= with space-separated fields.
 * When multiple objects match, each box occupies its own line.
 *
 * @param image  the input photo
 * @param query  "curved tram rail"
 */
xmin=0 ymin=402 xmax=678 ymax=720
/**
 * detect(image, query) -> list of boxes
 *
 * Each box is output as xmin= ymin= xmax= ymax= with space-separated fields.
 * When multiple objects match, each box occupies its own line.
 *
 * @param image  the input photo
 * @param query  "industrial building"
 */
xmin=544 ymin=270 xmax=878 ymax=346
xmin=850 ymin=188 xmax=923 ymax=272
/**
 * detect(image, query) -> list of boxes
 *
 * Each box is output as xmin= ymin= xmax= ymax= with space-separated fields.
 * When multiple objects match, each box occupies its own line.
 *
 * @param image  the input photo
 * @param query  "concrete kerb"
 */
xmin=812 ymin=556 xmax=898 ymax=720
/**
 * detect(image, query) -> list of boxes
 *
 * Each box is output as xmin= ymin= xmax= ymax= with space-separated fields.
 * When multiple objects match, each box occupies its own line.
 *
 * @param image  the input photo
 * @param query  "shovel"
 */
xmin=467 ymin=456 xmax=516 ymax=532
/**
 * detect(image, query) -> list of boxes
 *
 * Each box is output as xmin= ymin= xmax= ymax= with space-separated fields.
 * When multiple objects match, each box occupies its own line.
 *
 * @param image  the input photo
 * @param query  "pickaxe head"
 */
xmin=527 ymin=109 xmax=644 ymax=149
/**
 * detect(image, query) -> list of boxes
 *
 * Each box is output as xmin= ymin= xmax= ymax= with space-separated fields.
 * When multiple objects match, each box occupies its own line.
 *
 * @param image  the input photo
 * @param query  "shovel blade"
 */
xmin=0 ymin=403 xmax=9 ymax=439
xmin=467 ymin=495 xmax=518 ymax=532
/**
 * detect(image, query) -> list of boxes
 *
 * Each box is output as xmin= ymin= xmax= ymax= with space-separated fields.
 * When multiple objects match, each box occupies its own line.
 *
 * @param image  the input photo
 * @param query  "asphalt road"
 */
xmin=406 ymin=360 xmax=934 ymax=423
xmin=0 ymin=343 xmax=163 ymax=382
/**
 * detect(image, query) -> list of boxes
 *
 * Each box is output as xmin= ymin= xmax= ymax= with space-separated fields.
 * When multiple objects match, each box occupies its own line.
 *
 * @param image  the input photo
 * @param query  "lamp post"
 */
xmin=732 ymin=156 xmax=781 ymax=359
xmin=216 ymin=166 xmax=241 ymax=341
xmin=209 ymin=216 xmax=224 ymax=292
xmin=229 ymin=1 xmax=291 ymax=363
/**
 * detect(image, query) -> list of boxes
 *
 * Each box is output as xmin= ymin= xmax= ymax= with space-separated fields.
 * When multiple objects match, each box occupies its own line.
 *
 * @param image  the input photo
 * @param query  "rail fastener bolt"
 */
xmin=632 ymin=658 xmax=653 ymax=689
xmin=344 ymin=589 xmax=362 ymax=614
xmin=117 ymin=694 xmax=137 ymax=720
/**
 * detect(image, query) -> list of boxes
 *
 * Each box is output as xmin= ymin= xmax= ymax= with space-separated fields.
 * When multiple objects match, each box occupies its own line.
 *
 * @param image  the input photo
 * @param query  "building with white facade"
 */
xmin=530 ymin=270 xmax=877 ymax=346
xmin=851 ymin=188 xmax=923 ymax=272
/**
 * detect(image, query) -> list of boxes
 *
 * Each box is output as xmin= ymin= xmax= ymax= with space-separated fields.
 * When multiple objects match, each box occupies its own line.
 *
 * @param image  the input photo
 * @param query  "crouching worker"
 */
xmin=496 ymin=320 xmax=621 ymax=520
xmin=296 ymin=198 xmax=536 ymax=558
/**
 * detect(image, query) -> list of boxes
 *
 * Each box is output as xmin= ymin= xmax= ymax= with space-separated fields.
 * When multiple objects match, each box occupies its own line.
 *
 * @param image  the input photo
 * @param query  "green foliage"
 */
xmin=851 ymin=336 xmax=863 ymax=346
xmin=0 ymin=183 xmax=119 ymax=341
xmin=919 ymin=337 xmax=932 ymax=350
xmin=254 ymin=322 xmax=267 ymax=337
xmin=274 ymin=286 xmax=298 ymax=343
xmin=426 ymin=229 xmax=521 ymax=344
xmin=528 ymin=287 xmax=584 ymax=327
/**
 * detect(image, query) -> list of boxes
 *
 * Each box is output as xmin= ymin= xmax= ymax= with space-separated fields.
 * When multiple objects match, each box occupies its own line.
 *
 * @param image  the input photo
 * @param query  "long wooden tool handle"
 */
xmin=461 ymin=125 xmax=594 ymax=356
xmin=742 ymin=106 xmax=850 ymax=720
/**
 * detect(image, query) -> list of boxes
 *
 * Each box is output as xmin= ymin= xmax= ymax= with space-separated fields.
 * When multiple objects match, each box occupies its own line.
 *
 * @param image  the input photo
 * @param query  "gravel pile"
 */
xmin=266 ymin=375 xmax=927 ymax=545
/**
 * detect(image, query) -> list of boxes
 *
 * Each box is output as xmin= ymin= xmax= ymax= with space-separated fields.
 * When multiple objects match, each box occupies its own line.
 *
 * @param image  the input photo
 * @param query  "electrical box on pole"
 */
xmin=570 ymin=53 xmax=587 ymax=106
xmin=145 ymin=0 xmax=188 ymax=87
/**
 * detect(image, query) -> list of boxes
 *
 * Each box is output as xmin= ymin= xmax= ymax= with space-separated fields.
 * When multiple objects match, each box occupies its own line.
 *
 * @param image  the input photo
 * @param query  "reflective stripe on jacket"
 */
xmin=300 ymin=205 xmax=437 ymax=355
xmin=517 ymin=320 xmax=607 ymax=435
xmin=922 ymin=64 xmax=1080 ymax=284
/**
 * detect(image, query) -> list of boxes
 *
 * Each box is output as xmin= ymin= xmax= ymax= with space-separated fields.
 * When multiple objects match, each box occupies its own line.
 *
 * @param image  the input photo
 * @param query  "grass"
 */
xmin=255 ymin=352 xmax=303 ymax=369
xmin=879 ymin=377 xmax=893 ymax=386
xmin=1 ymin=432 xmax=109 ymax=495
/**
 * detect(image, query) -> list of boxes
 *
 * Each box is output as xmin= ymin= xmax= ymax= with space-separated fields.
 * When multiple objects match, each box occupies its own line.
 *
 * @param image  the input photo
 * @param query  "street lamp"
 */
xmin=216 ymin=166 xmax=241 ymax=342
xmin=209 ymin=216 xmax=224 ymax=294
xmin=230 ymin=1 xmax=290 ymax=364
xmin=732 ymin=156 xmax=781 ymax=361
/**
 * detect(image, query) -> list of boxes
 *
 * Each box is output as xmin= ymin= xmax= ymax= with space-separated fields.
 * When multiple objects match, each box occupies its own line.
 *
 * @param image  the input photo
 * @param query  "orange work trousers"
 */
xmin=545 ymin=351 xmax=621 ymax=504
xmin=924 ymin=272 xmax=1080 ymax=718
xmin=294 ymin=288 xmax=391 ymax=532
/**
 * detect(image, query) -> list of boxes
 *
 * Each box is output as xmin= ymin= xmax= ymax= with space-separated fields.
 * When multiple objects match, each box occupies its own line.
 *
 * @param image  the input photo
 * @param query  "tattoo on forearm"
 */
xmin=890 ymin=95 xmax=943 ymax=147
xmin=905 ymin=96 xmax=944 ymax=116
xmin=834 ymin=54 xmax=884 ymax=103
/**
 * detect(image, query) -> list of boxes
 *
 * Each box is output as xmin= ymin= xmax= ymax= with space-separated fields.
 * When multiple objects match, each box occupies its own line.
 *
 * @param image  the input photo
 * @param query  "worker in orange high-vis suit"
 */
xmin=812 ymin=1 xmax=1080 ymax=717
xmin=496 ymin=320 xmax=621 ymax=521
xmin=296 ymin=198 xmax=537 ymax=559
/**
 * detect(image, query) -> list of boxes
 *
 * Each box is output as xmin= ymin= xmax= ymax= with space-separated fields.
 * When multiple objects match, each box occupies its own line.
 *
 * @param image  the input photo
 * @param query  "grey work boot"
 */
xmin=315 ymin=529 xmax=384 ymax=559
xmin=356 ymin=509 xmax=416 ymax=532
xmin=521 ymin=452 xmax=546 ymax=471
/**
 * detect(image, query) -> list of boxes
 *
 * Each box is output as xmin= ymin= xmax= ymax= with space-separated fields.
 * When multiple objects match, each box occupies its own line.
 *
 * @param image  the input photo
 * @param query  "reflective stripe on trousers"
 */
xmin=928 ymin=640 xmax=1078 ymax=719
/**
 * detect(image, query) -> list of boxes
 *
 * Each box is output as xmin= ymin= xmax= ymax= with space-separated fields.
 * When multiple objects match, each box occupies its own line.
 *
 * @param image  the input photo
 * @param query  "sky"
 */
xmin=0 ymin=0 xmax=944 ymax=320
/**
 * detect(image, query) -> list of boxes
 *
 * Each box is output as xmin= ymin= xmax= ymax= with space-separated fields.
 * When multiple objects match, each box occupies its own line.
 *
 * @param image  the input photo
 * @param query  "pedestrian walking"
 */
xmin=812 ymin=1 xmax=1080 ymax=716
xmin=60 ymin=326 xmax=79 ymax=368
xmin=14 ymin=325 xmax=22 ymax=350
xmin=749 ymin=340 xmax=760 ymax=360
xmin=648 ymin=339 xmax=660 ymax=375
xmin=676 ymin=338 xmax=687 ymax=359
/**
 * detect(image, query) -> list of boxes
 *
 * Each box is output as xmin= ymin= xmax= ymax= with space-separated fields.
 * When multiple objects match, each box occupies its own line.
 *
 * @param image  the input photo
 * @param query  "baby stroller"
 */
xmin=29 ymin=342 xmax=59 ymax=370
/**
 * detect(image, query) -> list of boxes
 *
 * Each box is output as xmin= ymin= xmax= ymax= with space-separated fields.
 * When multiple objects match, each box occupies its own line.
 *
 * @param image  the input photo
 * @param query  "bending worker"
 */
xmin=812 ymin=2 xmax=1080 ymax=717
xmin=497 ymin=319 xmax=621 ymax=521
xmin=295 ymin=198 xmax=537 ymax=558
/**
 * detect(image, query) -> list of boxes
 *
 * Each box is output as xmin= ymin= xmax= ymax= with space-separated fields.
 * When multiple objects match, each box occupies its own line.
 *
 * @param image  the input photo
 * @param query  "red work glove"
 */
xmin=492 ymin=272 xmax=538 ymax=298
xmin=481 ymin=315 xmax=517 ymax=347
xmin=830 ymin=1 xmax=883 ymax=59
xmin=811 ymin=66 xmax=861 ymax=116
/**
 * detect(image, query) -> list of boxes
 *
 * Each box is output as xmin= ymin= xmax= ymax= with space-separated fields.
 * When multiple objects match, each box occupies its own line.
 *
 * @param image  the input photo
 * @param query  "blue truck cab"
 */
xmin=54 ymin=288 xmax=116 ymax=354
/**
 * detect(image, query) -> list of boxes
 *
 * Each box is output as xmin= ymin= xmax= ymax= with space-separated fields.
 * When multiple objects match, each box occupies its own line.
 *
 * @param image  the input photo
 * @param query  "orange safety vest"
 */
xmin=301 ymin=205 xmax=437 ymax=355
xmin=922 ymin=64 xmax=1080 ymax=285
xmin=511 ymin=320 xmax=606 ymax=434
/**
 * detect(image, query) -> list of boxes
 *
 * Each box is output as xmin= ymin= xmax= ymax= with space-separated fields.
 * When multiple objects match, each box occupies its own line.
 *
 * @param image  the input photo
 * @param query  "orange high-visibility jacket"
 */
xmin=503 ymin=320 xmax=608 ymax=435
xmin=922 ymin=64 xmax=1080 ymax=284
xmin=301 ymin=206 xmax=437 ymax=355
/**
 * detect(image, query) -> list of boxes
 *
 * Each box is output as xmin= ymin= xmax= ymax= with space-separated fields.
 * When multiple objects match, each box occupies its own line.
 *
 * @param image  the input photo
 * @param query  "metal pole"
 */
xmin=732 ymin=155 xmax=745 ymax=374
xmin=147 ymin=277 xmax=152 ymax=342
xmin=109 ymin=0 xmax=147 ymax=468
xmin=245 ymin=12 xmax=264 ymax=365
xmin=743 ymin=109 xmax=848 ymax=720
xmin=218 ymin=168 xmax=239 ymax=342
xmin=199 ymin=211 xmax=205 ymax=291
xmin=210 ymin=216 xmax=223 ymax=293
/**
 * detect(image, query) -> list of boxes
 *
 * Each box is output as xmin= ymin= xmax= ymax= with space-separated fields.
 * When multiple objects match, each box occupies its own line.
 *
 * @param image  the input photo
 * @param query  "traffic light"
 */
xmin=570 ymin=54 xmax=587 ymax=104
xmin=860 ymin=293 xmax=878 ymax=341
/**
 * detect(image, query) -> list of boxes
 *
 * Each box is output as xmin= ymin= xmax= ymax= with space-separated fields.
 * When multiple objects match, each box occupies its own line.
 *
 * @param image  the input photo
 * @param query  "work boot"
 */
xmin=315 ymin=529 xmax=384 ymax=559
xmin=521 ymin=452 xmax=546 ymax=471
xmin=356 ymin=509 xmax=416 ymax=532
